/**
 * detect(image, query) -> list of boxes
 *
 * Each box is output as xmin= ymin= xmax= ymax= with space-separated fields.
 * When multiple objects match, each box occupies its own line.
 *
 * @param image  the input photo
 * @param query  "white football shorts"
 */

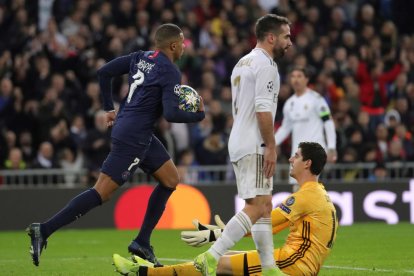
xmin=232 ymin=153 xmax=273 ymax=199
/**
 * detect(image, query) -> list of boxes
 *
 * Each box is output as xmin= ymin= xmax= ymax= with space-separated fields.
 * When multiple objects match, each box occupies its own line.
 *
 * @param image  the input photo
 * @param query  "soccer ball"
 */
xmin=178 ymin=85 xmax=200 ymax=112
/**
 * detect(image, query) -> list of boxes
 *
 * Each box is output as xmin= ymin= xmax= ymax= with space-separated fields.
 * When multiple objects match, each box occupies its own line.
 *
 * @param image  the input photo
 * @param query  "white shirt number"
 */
xmin=127 ymin=69 xmax=145 ymax=103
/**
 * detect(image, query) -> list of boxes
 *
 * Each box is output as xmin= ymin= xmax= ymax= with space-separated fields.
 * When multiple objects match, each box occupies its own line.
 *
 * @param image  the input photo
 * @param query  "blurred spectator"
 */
xmin=0 ymin=78 xmax=14 ymax=126
xmin=3 ymin=147 xmax=26 ymax=170
xmin=194 ymin=130 xmax=227 ymax=165
xmin=32 ymin=141 xmax=59 ymax=169
xmin=5 ymin=130 xmax=17 ymax=153
xmin=154 ymin=118 xmax=177 ymax=162
xmin=69 ymin=115 xmax=87 ymax=147
xmin=368 ymin=162 xmax=388 ymax=182
xmin=340 ymin=147 xmax=360 ymax=181
xmin=393 ymin=123 xmax=414 ymax=161
xmin=49 ymin=119 xmax=76 ymax=154
xmin=387 ymin=139 xmax=405 ymax=162
xmin=356 ymin=51 xmax=402 ymax=131
xmin=32 ymin=141 xmax=63 ymax=185
xmin=177 ymin=148 xmax=199 ymax=184
xmin=19 ymin=130 xmax=35 ymax=163
xmin=2 ymin=147 xmax=27 ymax=185
xmin=170 ymin=123 xmax=190 ymax=155
xmin=59 ymin=147 xmax=84 ymax=186
xmin=375 ymin=123 xmax=389 ymax=161
xmin=81 ymin=111 xmax=111 ymax=184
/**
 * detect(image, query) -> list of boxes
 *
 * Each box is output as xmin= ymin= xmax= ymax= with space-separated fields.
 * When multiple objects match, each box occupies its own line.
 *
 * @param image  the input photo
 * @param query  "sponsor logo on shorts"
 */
xmin=121 ymin=171 xmax=131 ymax=181
xmin=280 ymin=204 xmax=291 ymax=214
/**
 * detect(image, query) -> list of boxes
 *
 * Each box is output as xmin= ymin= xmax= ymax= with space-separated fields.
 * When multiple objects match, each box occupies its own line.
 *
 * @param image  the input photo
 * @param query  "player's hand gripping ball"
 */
xmin=178 ymin=85 xmax=200 ymax=112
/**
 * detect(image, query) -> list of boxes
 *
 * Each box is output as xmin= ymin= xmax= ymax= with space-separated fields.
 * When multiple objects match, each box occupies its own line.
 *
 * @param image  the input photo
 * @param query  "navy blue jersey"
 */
xmin=97 ymin=50 xmax=204 ymax=148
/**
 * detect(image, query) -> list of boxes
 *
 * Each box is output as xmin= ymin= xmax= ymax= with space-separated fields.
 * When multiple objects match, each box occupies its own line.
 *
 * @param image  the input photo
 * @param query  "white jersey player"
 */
xmin=275 ymin=67 xmax=337 ymax=186
xmin=228 ymin=48 xmax=280 ymax=170
xmin=194 ymin=14 xmax=292 ymax=276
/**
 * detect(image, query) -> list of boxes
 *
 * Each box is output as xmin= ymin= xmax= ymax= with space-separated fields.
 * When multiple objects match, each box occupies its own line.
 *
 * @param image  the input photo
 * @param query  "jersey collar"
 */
xmin=300 ymin=181 xmax=321 ymax=190
xmin=253 ymin=47 xmax=273 ymax=60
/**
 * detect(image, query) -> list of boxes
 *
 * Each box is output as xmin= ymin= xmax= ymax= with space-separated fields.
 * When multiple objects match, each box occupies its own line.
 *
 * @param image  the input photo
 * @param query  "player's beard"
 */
xmin=273 ymin=46 xmax=286 ymax=60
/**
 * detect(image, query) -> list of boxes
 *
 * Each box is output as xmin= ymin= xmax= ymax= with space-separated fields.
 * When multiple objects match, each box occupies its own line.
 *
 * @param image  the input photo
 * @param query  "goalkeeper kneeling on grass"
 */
xmin=113 ymin=142 xmax=338 ymax=275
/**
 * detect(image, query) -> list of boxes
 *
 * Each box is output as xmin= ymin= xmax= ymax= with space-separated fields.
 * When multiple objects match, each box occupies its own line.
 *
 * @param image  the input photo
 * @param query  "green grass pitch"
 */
xmin=0 ymin=223 xmax=413 ymax=275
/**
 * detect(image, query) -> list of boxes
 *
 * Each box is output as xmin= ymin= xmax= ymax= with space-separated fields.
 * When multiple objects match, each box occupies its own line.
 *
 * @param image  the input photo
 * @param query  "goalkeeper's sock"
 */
xmin=144 ymin=262 xmax=199 ymax=276
xmin=134 ymin=184 xmax=175 ymax=247
xmin=251 ymin=217 xmax=277 ymax=269
xmin=209 ymin=211 xmax=252 ymax=260
xmin=41 ymin=188 xmax=102 ymax=239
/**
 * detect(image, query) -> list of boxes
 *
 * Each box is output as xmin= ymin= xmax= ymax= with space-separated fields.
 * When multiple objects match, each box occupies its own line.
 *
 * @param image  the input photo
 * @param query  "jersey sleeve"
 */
xmin=161 ymin=65 xmax=205 ymax=123
xmin=255 ymin=65 xmax=278 ymax=112
xmin=315 ymin=96 xmax=336 ymax=149
xmin=97 ymin=53 xmax=134 ymax=111
xmin=315 ymin=96 xmax=331 ymax=122
xmin=277 ymin=191 xmax=310 ymax=222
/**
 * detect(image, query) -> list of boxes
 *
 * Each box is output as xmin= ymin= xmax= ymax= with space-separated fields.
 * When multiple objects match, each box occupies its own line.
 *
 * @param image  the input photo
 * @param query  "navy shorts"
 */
xmin=101 ymin=135 xmax=170 ymax=186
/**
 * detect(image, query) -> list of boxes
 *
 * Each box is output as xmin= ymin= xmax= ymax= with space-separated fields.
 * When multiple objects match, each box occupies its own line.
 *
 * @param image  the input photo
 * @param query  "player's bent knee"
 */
xmin=152 ymin=160 xmax=180 ymax=188
xmin=93 ymin=173 xmax=119 ymax=202
xmin=161 ymin=177 xmax=179 ymax=189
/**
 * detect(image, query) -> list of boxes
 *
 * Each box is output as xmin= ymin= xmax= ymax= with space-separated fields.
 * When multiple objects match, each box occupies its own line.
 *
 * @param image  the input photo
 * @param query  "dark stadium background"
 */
xmin=0 ymin=0 xmax=414 ymax=226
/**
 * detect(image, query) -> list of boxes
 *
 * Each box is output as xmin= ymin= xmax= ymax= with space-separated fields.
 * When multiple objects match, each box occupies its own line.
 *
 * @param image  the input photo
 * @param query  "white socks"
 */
xmin=209 ymin=211 xmax=252 ymax=260
xmin=251 ymin=217 xmax=276 ymax=269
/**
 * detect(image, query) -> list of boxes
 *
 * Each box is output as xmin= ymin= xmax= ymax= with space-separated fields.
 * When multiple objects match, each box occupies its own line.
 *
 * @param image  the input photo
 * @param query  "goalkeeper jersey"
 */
xmin=275 ymin=181 xmax=338 ymax=274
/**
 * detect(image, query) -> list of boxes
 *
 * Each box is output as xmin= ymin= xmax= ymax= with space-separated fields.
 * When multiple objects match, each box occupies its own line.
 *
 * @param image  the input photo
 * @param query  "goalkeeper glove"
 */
xmin=181 ymin=229 xmax=223 ymax=247
xmin=180 ymin=215 xmax=226 ymax=247
xmin=192 ymin=214 xmax=226 ymax=230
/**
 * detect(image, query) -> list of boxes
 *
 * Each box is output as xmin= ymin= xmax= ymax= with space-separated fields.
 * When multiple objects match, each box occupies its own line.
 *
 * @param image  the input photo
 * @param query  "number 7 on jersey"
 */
xmin=127 ymin=69 xmax=145 ymax=103
xmin=232 ymin=75 xmax=241 ymax=115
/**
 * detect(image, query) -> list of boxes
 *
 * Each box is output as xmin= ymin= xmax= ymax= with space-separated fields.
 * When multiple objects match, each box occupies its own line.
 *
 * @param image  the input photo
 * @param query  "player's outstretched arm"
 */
xmin=181 ymin=210 xmax=291 ymax=247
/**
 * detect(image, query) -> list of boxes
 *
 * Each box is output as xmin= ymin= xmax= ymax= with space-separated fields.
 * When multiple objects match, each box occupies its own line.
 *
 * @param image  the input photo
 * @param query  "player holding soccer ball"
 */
xmin=27 ymin=23 xmax=204 ymax=267
xmin=113 ymin=142 xmax=338 ymax=276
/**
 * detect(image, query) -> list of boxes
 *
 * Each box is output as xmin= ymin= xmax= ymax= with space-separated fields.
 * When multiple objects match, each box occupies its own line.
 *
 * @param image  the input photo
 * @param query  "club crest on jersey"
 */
xmin=286 ymin=196 xmax=295 ymax=206
xmin=174 ymin=84 xmax=181 ymax=96
xmin=267 ymin=81 xmax=274 ymax=92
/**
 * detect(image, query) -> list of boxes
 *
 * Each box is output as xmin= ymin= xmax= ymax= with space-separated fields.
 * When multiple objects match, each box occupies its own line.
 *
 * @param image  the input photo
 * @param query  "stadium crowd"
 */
xmin=0 ymin=0 xmax=413 ymax=185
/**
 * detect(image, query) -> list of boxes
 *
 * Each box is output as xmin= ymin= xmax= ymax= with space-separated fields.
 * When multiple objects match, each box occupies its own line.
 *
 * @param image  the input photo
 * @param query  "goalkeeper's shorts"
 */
xmin=229 ymin=247 xmax=318 ymax=276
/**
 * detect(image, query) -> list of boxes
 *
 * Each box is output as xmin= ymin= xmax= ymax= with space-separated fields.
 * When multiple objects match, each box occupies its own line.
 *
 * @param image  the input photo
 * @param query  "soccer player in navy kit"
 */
xmin=27 ymin=24 xmax=205 ymax=267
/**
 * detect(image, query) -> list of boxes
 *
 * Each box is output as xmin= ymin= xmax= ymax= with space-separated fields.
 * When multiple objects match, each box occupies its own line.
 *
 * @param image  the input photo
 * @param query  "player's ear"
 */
xmin=170 ymin=42 xmax=176 ymax=51
xmin=305 ymin=159 xmax=312 ymax=169
xmin=268 ymin=32 xmax=275 ymax=44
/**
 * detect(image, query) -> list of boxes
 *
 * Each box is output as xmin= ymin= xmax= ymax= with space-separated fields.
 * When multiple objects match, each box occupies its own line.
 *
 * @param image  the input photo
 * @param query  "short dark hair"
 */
xmin=299 ymin=142 xmax=327 ymax=175
xmin=255 ymin=14 xmax=291 ymax=41
xmin=154 ymin=23 xmax=182 ymax=48
xmin=290 ymin=66 xmax=310 ymax=78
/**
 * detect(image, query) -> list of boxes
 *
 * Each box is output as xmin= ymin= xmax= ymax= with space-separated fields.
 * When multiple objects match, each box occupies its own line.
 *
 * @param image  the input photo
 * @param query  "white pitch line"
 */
xmin=323 ymin=265 xmax=414 ymax=274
